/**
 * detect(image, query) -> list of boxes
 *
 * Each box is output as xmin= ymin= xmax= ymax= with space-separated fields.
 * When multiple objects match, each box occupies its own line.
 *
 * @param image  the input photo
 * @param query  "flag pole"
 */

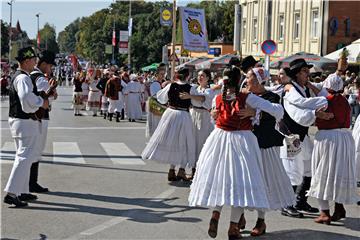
xmin=170 ymin=0 xmax=176 ymax=81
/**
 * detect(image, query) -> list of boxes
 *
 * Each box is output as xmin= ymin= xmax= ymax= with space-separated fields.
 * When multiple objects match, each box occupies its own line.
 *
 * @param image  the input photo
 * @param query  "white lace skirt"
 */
xmin=308 ymin=129 xmax=358 ymax=204
xmin=141 ymin=108 xmax=196 ymax=168
xmin=188 ymin=128 xmax=270 ymax=210
xmin=260 ymin=147 xmax=295 ymax=210
xmin=353 ymin=116 xmax=360 ymax=181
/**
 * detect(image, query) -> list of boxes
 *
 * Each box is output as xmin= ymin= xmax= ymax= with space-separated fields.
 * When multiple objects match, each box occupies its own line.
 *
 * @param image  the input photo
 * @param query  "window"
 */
xmin=279 ymin=14 xmax=285 ymax=40
xmin=242 ymin=19 xmax=246 ymax=41
xmin=311 ymin=9 xmax=319 ymax=38
xmin=293 ymin=12 xmax=300 ymax=39
xmin=252 ymin=18 xmax=258 ymax=41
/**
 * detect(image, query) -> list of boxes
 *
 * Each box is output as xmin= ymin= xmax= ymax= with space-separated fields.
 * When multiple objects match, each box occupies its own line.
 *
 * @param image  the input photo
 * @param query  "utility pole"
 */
xmin=7 ymin=0 xmax=14 ymax=63
xmin=128 ymin=0 xmax=132 ymax=69
xmin=36 ymin=13 xmax=40 ymax=49
xmin=264 ymin=0 xmax=272 ymax=71
xmin=170 ymin=0 xmax=176 ymax=81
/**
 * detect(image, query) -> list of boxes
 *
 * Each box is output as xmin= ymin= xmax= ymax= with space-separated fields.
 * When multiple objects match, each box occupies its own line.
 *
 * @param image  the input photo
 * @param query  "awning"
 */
xmin=325 ymin=39 xmax=360 ymax=65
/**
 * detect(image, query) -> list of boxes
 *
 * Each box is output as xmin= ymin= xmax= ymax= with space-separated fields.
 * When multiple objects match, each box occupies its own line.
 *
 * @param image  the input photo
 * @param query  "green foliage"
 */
xmin=1 ymin=20 xmax=9 ymax=56
xmin=57 ymin=18 xmax=81 ymax=54
xmin=39 ymin=23 xmax=59 ymax=53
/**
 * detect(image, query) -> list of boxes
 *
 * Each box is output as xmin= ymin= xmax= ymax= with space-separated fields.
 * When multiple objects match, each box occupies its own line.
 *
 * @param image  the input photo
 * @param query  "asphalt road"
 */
xmin=1 ymin=87 xmax=359 ymax=240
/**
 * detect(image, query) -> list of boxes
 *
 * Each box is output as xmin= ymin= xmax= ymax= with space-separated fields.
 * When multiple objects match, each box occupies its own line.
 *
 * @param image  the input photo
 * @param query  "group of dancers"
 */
xmin=142 ymin=56 xmax=360 ymax=239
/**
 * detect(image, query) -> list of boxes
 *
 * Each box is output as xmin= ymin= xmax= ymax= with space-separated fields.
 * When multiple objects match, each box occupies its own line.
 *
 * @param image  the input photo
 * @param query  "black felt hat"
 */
xmin=15 ymin=47 xmax=37 ymax=62
xmin=240 ymin=55 xmax=259 ymax=71
xmin=38 ymin=50 xmax=57 ymax=66
xmin=289 ymin=58 xmax=313 ymax=78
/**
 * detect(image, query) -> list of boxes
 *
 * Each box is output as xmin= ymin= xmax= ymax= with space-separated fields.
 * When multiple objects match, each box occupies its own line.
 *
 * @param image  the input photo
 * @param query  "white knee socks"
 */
xmin=317 ymin=199 xmax=329 ymax=210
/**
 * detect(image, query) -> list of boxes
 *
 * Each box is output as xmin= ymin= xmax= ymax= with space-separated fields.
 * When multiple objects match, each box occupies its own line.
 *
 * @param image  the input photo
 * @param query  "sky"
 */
xmin=1 ymin=0 xmax=197 ymax=40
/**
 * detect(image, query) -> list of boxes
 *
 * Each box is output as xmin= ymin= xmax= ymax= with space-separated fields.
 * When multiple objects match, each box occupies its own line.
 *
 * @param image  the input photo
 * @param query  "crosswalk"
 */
xmin=0 ymin=141 xmax=145 ymax=165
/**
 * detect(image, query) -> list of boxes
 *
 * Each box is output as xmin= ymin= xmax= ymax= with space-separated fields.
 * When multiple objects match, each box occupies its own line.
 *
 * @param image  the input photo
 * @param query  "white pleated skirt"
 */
xmin=145 ymin=111 xmax=162 ymax=138
xmin=86 ymin=91 xmax=101 ymax=111
xmin=142 ymin=108 xmax=196 ymax=168
xmin=188 ymin=128 xmax=270 ymax=210
xmin=308 ymin=129 xmax=358 ymax=204
xmin=190 ymin=108 xmax=214 ymax=162
xmin=100 ymin=95 xmax=108 ymax=111
xmin=353 ymin=116 xmax=360 ymax=181
xmin=260 ymin=147 xmax=295 ymax=210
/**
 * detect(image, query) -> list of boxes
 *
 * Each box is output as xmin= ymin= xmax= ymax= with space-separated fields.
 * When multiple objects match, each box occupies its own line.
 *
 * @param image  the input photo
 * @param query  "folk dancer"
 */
xmin=3 ymin=47 xmax=49 ymax=207
xmin=72 ymin=72 xmax=84 ymax=116
xmin=86 ymin=68 xmax=101 ymax=116
xmin=125 ymin=74 xmax=143 ymax=122
xmin=188 ymin=66 xmax=284 ymax=239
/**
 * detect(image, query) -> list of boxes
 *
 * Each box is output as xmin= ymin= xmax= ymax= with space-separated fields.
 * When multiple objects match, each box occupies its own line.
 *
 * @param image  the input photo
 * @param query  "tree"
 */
xmin=38 ymin=23 xmax=59 ymax=53
xmin=1 ymin=20 xmax=9 ymax=57
xmin=57 ymin=18 xmax=81 ymax=54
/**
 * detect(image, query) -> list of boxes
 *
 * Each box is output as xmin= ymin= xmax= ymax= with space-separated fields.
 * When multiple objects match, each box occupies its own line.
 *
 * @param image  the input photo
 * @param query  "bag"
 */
xmin=148 ymin=96 xmax=167 ymax=116
xmin=276 ymin=120 xmax=302 ymax=158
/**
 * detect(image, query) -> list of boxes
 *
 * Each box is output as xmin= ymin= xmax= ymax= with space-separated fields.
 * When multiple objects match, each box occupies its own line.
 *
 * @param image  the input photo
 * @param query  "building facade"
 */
xmin=240 ymin=0 xmax=360 ymax=60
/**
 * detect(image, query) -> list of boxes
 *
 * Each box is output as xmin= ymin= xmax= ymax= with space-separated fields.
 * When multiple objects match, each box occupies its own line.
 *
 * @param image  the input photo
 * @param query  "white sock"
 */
xmin=257 ymin=210 xmax=265 ymax=219
xmin=317 ymin=199 xmax=329 ymax=210
xmin=230 ymin=207 xmax=244 ymax=223
xmin=170 ymin=165 xmax=175 ymax=170
xmin=213 ymin=206 xmax=223 ymax=213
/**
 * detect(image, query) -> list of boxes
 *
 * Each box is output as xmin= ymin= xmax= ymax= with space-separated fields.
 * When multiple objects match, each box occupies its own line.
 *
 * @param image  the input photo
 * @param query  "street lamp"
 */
xmin=35 ymin=13 xmax=40 ymax=49
xmin=7 ymin=0 xmax=14 ymax=63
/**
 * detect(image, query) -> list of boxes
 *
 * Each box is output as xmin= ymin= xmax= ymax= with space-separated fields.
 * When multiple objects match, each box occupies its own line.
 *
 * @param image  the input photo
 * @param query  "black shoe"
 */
xmin=19 ymin=193 xmax=38 ymax=201
xmin=92 ymin=113 xmax=97 ymax=117
xmin=128 ymin=119 xmax=132 ymax=122
xmin=295 ymin=202 xmax=319 ymax=213
xmin=281 ymin=206 xmax=304 ymax=218
xmin=131 ymin=119 xmax=135 ymax=122
xmin=3 ymin=194 xmax=28 ymax=207
xmin=30 ymin=183 xmax=49 ymax=193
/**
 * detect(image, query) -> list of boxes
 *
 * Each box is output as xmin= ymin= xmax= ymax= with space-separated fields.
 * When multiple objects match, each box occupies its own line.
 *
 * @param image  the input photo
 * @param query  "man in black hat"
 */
xmin=280 ymin=58 xmax=333 ymax=217
xmin=28 ymin=50 xmax=58 ymax=194
xmin=3 ymin=47 xmax=49 ymax=207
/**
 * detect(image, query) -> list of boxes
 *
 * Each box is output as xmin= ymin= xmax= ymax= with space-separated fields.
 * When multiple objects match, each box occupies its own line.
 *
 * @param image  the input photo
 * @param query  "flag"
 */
xmin=37 ymin=32 xmax=41 ymax=48
xmin=180 ymin=7 xmax=209 ymax=52
xmin=69 ymin=54 xmax=79 ymax=71
xmin=128 ymin=18 xmax=133 ymax=37
xmin=112 ymin=29 xmax=116 ymax=46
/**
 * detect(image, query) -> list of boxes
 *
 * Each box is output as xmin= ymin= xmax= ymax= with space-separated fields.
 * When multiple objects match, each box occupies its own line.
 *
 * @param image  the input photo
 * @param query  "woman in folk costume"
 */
xmin=81 ymin=75 xmax=89 ymax=110
xmin=188 ymin=66 xmax=284 ymax=240
xmin=235 ymin=67 xmax=294 ymax=236
xmin=72 ymin=72 xmax=84 ymax=116
xmin=124 ymin=74 xmax=143 ymax=122
xmin=188 ymin=69 xmax=214 ymax=179
xmin=142 ymin=68 xmax=204 ymax=181
xmin=146 ymin=65 xmax=166 ymax=137
xmin=307 ymin=73 xmax=358 ymax=224
xmin=86 ymin=68 xmax=101 ymax=116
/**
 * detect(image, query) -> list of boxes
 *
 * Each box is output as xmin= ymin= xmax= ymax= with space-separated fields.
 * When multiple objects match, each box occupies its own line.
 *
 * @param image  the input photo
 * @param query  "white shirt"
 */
xmin=157 ymin=81 xmax=197 ymax=105
xmin=150 ymin=81 xmax=161 ymax=96
xmin=191 ymin=86 xmax=214 ymax=110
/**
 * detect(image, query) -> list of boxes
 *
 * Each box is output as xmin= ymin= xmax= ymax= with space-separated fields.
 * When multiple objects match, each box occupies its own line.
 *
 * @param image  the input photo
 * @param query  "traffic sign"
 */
xmin=261 ymin=40 xmax=277 ymax=55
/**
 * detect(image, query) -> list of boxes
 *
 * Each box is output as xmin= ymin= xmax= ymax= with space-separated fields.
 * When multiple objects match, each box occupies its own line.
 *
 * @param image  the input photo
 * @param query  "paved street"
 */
xmin=1 ymin=87 xmax=359 ymax=240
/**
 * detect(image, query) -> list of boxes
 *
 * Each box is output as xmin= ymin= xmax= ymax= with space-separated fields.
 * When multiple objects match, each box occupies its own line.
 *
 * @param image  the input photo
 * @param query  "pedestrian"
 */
xmin=188 ymin=66 xmax=284 ymax=239
xmin=308 ymin=72 xmax=358 ymax=224
xmin=97 ymin=69 xmax=110 ymax=119
xmin=1 ymin=73 xmax=9 ymax=100
xmin=347 ymin=77 xmax=360 ymax=124
xmin=124 ymin=74 xmax=143 ymax=122
xmin=29 ymin=50 xmax=58 ymax=195
xmin=3 ymin=47 xmax=49 ymax=207
xmin=105 ymin=75 xmax=125 ymax=122
xmin=188 ymin=69 xmax=214 ymax=179
xmin=142 ymin=68 xmax=204 ymax=181
xmin=72 ymin=72 xmax=83 ymax=116
xmin=86 ymin=68 xmax=101 ymax=116
xmin=280 ymin=58 xmax=331 ymax=218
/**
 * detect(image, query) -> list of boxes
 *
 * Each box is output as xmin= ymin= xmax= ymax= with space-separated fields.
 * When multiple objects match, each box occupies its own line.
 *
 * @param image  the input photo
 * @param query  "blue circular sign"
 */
xmin=261 ymin=40 xmax=277 ymax=55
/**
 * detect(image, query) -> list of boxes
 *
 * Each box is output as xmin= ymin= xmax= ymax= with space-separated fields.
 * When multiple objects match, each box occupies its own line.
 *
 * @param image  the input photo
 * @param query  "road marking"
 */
xmin=1 ymin=141 xmax=15 ymax=164
xmin=53 ymin=142 xmax=85 ymax=164
xmin=1 ymin=127 xmax=146 ymax=130
xmin=65 ymin=188 xmax=176 ymax=238
xmin=100 ymin=142 xmax=145 ymax=165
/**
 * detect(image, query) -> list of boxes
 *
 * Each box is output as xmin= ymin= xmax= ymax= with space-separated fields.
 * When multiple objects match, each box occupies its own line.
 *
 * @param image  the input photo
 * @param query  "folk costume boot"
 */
xmin=331 ymin=203 xmax=346 ymax=221
xmin=108 ymin=113 xmax=113 ymax=121
xmin=116 ymin=112 xmax=120 ymax=122
xmin=188 ymin=168 xmax=196 ymax=180
xmin=295 ymin=176 xmax=319 ymax=213
xmin=3 ymin=194 xmax=28 ymax=207
xmin=238 ymin=213 xmax=246 ymax=230
xmin=167 ymin=169 xmax=177 ymax=181
xmin=176 ymin=168 xmax=190 ymax=181
xmin=250 ymin=218 xmax=266 ymax=236
xmin=314 ymin=210 xmax=331 ymax=225
xmin=29 ymin=162 xmax=49 ymax=193
xmin=228 ymin=222 xmax=242 ymax=240
xmin=208 ymin=211 xmax=220 ymax=238
xmin=103 ymin=112 xmax=107 ymax=119
xmin=121 ymin=109 xmax=125 ymax=120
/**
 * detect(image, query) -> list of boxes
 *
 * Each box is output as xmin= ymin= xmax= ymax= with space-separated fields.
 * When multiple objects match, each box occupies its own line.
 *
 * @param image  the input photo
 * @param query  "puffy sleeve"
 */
xmin=150 ymin=82 xmax=161 ymax=96
xmin=246 ymin=93 xmax=284 ymax=121
xmin=15 ymin=75 xmax=43 ymax=113
xmin=156 ymin=83 xmax=171 ymax=104
xmin=284 ymin=87 xmax=328 ymax=110
xmin=36 ymin=76 xmax=50 ymax=92
xmin=202 ymin=88 xmax=215 ymax=110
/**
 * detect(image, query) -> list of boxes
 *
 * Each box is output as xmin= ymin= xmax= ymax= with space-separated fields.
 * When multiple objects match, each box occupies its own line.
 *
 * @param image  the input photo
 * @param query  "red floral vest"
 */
xmin=316 ymin=94 xmax=351 ymax=129
xmin=215 ymin=93 xmax=253 ymax=131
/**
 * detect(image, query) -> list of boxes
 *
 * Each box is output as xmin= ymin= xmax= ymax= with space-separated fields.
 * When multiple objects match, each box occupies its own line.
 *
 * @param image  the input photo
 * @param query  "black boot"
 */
xmin=109 ymin=113 xmax=113 ymax=121
xmin=121 ymin=109 xmax=125 ymax=120
xmin=29 ymin=162 xmax=49 ymax=193
xmin=294 ymin=176 xmax=319 ymax=213
xmin=116 ymin=112 xmax=120 ymax=122
xmin=281 ymin=185 xmax=303 ymax=218
xmin=100 ymin=110 xmax=103 ymax=115
xmin=103 ymin=112 xmax=107 ymax=119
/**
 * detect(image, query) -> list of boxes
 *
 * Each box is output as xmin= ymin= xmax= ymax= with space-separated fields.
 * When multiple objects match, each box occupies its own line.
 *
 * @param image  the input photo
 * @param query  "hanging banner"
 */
xmin=128 ymin=18 xmax=133 ymax=37
xmin=180 ymin=7 xmax=209 ymax=52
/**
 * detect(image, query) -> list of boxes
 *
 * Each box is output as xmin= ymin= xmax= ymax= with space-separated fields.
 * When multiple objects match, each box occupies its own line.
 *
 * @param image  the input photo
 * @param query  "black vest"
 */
xmin=253 ymin=91 xmax=285 ymax=149
xmin=9 ymin=70 xmax=38 ymax=119
xmin=281 ymin=81 xmax=311 ymax=141
xmin=30 ymin=71 xmax=49 ymax=120
xmin=168 ymin=83 xmax=192 ymax=109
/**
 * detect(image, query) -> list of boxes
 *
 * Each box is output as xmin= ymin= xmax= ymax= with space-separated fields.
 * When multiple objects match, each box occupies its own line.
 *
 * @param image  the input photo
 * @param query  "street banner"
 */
xmin=105 ymin=44 xmax=112 ymax=54
xmin=128 ymin=18 xmax=133 ymax=36
xmin=179 ymin=7 xmax=208 ymax=52
xmin=112 ymin=29 xmax=116 ymax=46
xmin=160 ymin=7 xmax=172 ymax=26
xmin=37 ymin=32 xmax=41 ymax=48
xmin=119 ymin=30 xmax=129 ymax=42
xmin=119 ymin=30 xmax=129 ymax=54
